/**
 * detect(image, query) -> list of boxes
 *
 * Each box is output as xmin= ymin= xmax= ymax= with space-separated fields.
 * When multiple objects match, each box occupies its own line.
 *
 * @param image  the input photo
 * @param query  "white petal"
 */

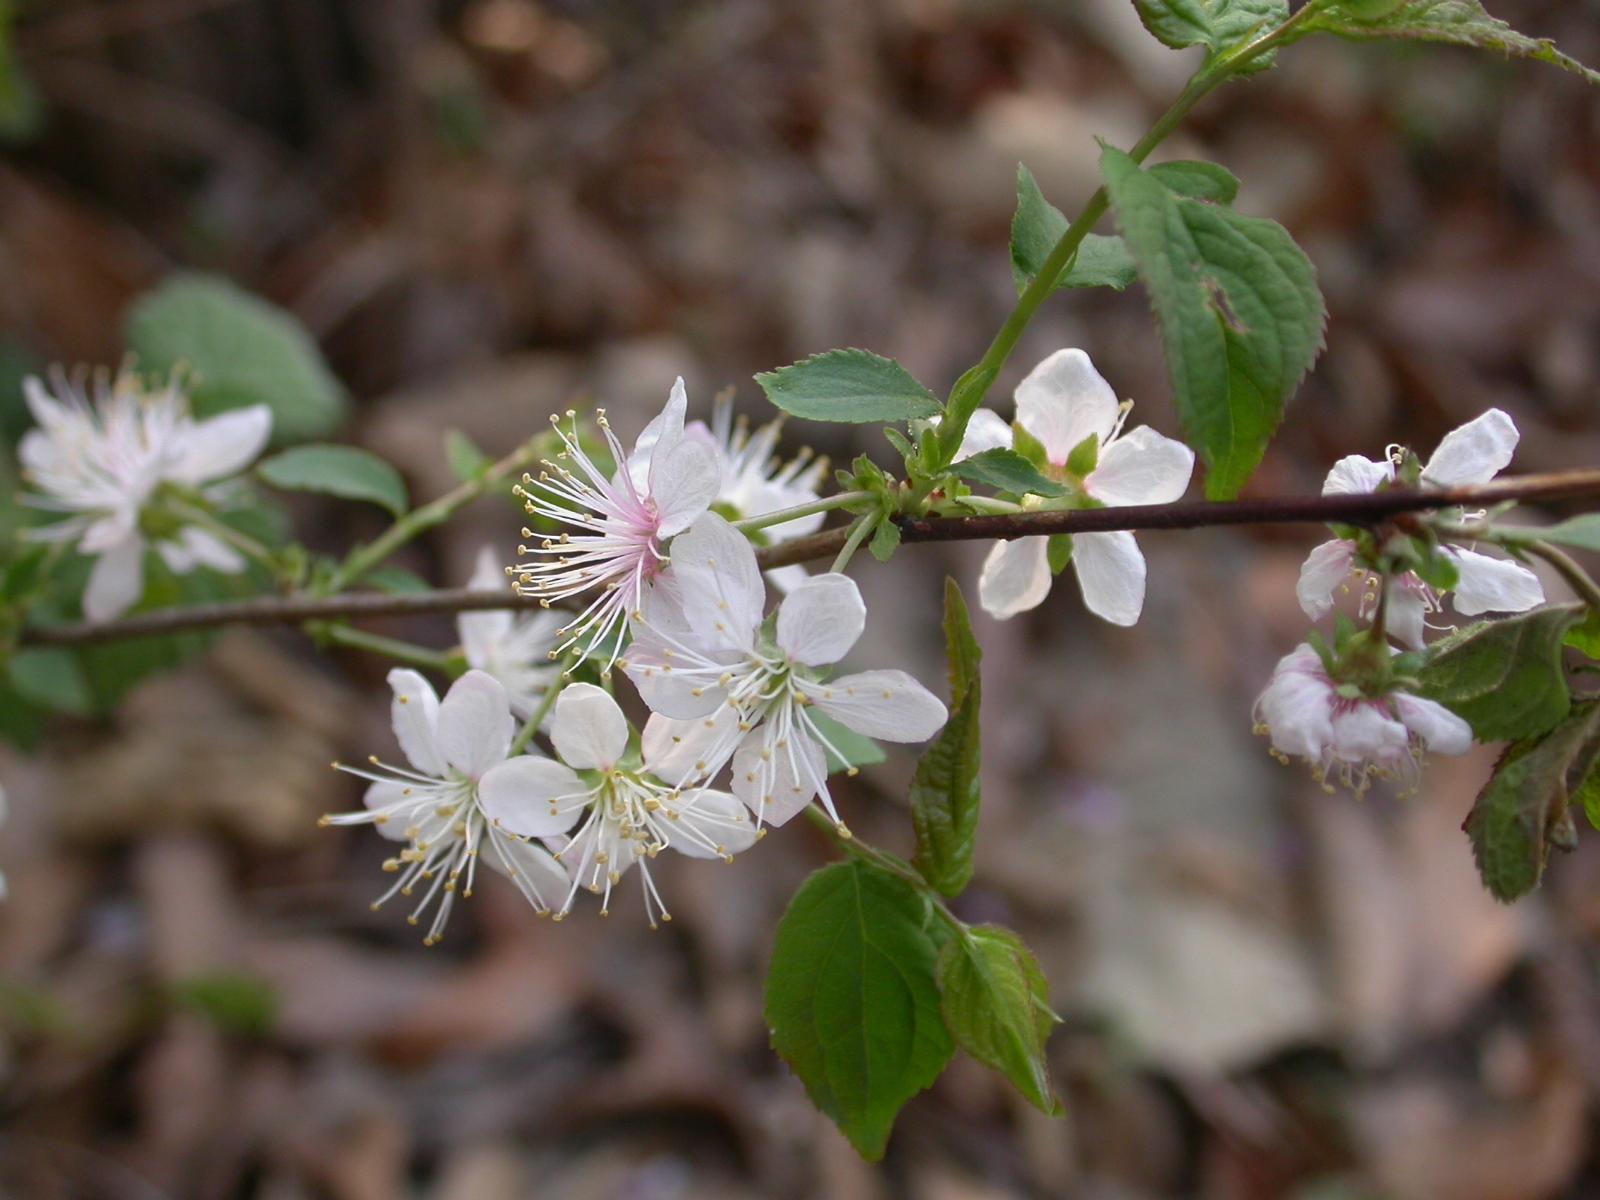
xmin=1072 ymin=530 xmax=1146 ymax=626
xmin=642 ymin=709 xmax=741 ymax=786
xmin=1330 ymin=703 xmax=1408 ymax=763
xmin=731 ymin=727 xmax=826 ymax=827
xmin=551 ymin=682 xmax=629 ymax=770
xmin=1446 ymin=548 xmax=1544 ymax=616
xmin=639 ymin=377 xmax=689 ymax=487
xmin=954 ymin=409 xmax=1014 ymax=459
xmin=808 ymin=670 xmax=947 ymax=742
xmin=362 ymin=781 xmax=414 ymax=842
xmin=1392 ymin=693 xmax=1473 ymax=756
xmin=80 ymin=514 xmax=137 ymax=554
xmin=1296 ymin=540 xmax=1354 ymax=620
xmin=660 ymin=788 xmax=757 ymax=859
xmin=665 ymin=512 xmax=765 ymax=651
xmin=168 ymin=405 xmax=272 ymax=485
xmin=478 ymin=755 xmax=589 ymax=837
xmin=1256 ymin=663 xmax=1334 ymax=761
xmin=435 ymin=670 xmax=514 ymax=777
xmin=977 ymin=537 xmax=1051 ymax=620
xmin=1014 ymin=348 xmax=1120 ymax=464
xmin=1386 ymin=582 xmax=1430 ymax=652
xmin=1087 ymin=426 xmax=1195 ymax=507
xmin=623 ymin=632 xmax=730 ymax=720
xmin=1322 ymin=454 xmax=1392 ymax=496
xmin=458 ymin=546 xmax=513 ymax=666
xmin=1421 ymin=409 xmax=1518 ymax=488
xmin=176 ymin=526 xmax=244 ymax=573
xmin=484 ymin=829 xmax=570 ymax=910
xmin=23 ymin=376 xmax=75 ymax=434
xmin=156 ymin=539 xmax=194 ymax=573
xmin=776 ymin=573 xmax=865 ymax=666
xmin=83 ymin=537 xmax=146 ymax=622
xmin=388 ymin=668 xmax=447 ymax=777
xmin=651 ymin=439 xmax=721 ymax=538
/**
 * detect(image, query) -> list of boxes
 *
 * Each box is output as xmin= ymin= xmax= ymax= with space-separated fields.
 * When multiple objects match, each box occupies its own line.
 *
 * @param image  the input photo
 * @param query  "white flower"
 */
xmin=477 ymin=683 xmax=757 ymax=926
xmin=321 ymin=669 xmax=569 ymax=944
xmin=1253 ymin=643 xmax=1472 ymax=793
xmin=19 ymin=370 xmax=272 ymax=622
xmin=458 ymin=545 xmax=564 ymax=721
xmin=962 ymin=349 xmax=1195 ymax=626
xmin=1297 ymin=410 xmax=1544 ymax=648
xmin=622 ymin=513 xmax=948 ymax=829
xmin=511 ymin=379 xmax=720 ymax=670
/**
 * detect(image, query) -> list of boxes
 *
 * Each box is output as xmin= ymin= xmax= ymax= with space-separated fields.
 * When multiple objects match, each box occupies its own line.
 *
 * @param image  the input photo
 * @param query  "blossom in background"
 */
xmin=458 ymin=546 xmax=564 ymax=720
xmin=1253 ymin=643 xmax=1472 ymax=793
xmin=19 ymin=370 xmax=272 ymax=621
xmin=322 ymin=669 xmax=569 ymax=944
xmin=958 ymin=349 xmax=1195 ymax=626
xmin=511 ymin=379 xmax=720 ymax=670
xmin=1298 ymin=409 xmax=1544 ymax=648
xmin=478 ymin=682 xmax=757 ymax=926
xmin=623 ymin=513 xmax=947 ymax=828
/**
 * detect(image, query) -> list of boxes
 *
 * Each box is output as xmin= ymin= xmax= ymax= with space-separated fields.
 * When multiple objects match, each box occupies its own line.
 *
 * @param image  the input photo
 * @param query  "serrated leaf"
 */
xmin=869 ymin=518 xmax=902 ymax=563
xmin=765 ymin=861 xmax=954 ymax=1160
xmin=937 ymin=926 xmax=1061 ymax=1114
xmin=911 ymin=579 xmax=983 ymax=898
xmin=1012 ymin=165 xmax=1137 ymax=295
xmin=1101 ymin=145 xmax=1326 ymax=500
xmin=125 ymin=274 xmax=349 ymax=444
xmin=1133 ymin=0 xmax=1289 ymax=72
xmin=812 ymin=710 xmax=887 ymax=773
xmin=1149 ymin=159 xmax=1241 ymax=204
xmin=258 ymin=445 xmax=409 ymax=517
xmin=7 ymin=647 xmax=93 ymax=717
xmin=755 ymin=350 xmax=942 ymax=425
xmin=1466 ymin=700 xmax=1600 ymax=901
xmin=952 ymin=448 xmax=1068 ymax=499
xmin=1528 ymin=515 xmax=1600 ymax=554
xmin=1416 ymin=605 xmax=1581 ymax=742
xmin=1307 ymin=0 xmax=1600 ymax=86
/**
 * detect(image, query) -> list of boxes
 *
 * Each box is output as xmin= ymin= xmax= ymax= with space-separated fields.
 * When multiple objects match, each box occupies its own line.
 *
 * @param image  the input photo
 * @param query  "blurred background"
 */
xmin=2 ymin=1 xmax=1600 ymax=1197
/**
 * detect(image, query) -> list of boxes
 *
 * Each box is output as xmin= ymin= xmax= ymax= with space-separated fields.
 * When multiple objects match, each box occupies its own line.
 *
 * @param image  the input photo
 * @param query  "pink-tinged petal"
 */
xmin=387 ymin=668 xmax=447 ymax=776
xmin=1322 ymin=454 xmax=1392 ymax=497
xmin=435 ymin=670 xmax=514 ymax=777
xmin=776 ymin=572 xmax=865 ymax=665
xmin=953 ymin=409 xmax=1014 ymax=459
xmin=652 ymin=439 xmax=721 ymax=537
xmin=1446 ymin=548 xmax=1544 ymax=616
xmin=1014 ymin=348 xmax=1120 ymax=464
xmin=661 ymin=788 xmax=757 ymax=858
xmin=483 ymin=830 xmax=569 ymax=910
xmin=83 ymin=537 xmax=146 ymax=622
xmin=1087 ymin=426 xmax=1194 ymax=507
xmin=977 ymin=537 xmax=1051 ymax=620
xmin=1296 ymin=539 xmax=1354 ymax=620
xmin=1421 ymin=409 xmax=1518 ymax=488
xmin=176 ymin=527 xmax=244 ymax=573
xmin=666 ymin=512 xmax=765 ymax=651
xmin=168 ymin=405 xmax=272 ymax=485
xmin=1392 ymin=693 xmax=1473 ymax=756
xmin=731 ymin=728 xmax=826 ymax=827
xmin=1330 ymin=703 xmax=1408 ymax=763
xmin=807 ymin=669 xmax=947 ymax=742
xmin=551 ymin=682 xmax=629 ymax=770
xmin=479 ymin=755 xmax=588 ymax=837
xmin=1256 ymin=663 xmax=1335 ymax=761
xmin=1386 ymin=582 xmax=1430 ymax=651
xmin=458 ymin=545 xmax=514 ymax=667
xmin=642 ymin=707 xmax=741 ymax=786
xmin=1071 ymin=530 xmax=1145 ymax=626
xmin=639 ymin=376 xmax=690 ymax=486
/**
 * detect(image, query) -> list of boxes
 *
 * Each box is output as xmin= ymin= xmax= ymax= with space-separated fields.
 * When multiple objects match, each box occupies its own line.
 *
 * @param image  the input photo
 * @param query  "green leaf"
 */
xmin=1565 ymin=609 xmax=1600 ymax=660
xmin=1465 ymin=700 xmax=1600 ymax=901
xmin=170 ymin=972 xmax=279 ymax=1038
xmin=1012 ymin=165 xmax=1137 ymax=295
xmin=1149 ymin=159 xmax=1241 ymax=204
xmin=937 ymin=926 xmax=1061 ymax=1114
xmin=1416 ymin=605 xmax=1582 ymax=742
xmin=364 ymin=565 xmax=432 ymax=595
xmin=1306 ymin=0 xmax=1600 ymax=86
xmin=764 ymin=861 xmax=954 ymax=1160
xmin=952 ymin=448 xmax=1068 ymax=499
xmin=125 ymin=274 xmax=349 ymax=444
xmin=869 ymin=518 xmax=902 ymax=563
xmin=7 ymin=647 xmax=93 ymax=717
xmin=258 ymin=445 xmax=409 ymax=517
xmin=811 ymin=710 xmax=887 ymax=773
xmin=445 ymin=429 xmax=491 ymax=481
xmin=1101 ymin=145 xmax=1326 ymax=500
xmin=755 ymin=349 xmax=942 ymax=425
xmin=911 ymin=579 xmax=983 ymax=898
xmin=1133 ymin=0 xmax=1289 ymax=72
xmin=1527 ymin=515 xmax=1600 ymax=554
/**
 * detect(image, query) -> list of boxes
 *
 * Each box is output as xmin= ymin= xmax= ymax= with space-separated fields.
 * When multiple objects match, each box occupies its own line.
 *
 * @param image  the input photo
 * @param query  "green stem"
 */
xmin=801 ymin=807 xmax=966 ymax=933
xmin=325 ymin=436 xmax=545 ymax=594
xmin=510 ymin=668 xmax=568 ymax=754
xmin=830 ymin=512 xmax=879 ymax=573
xmin=319 ymin=624 xmax=461 ymax=673
xmin=733 ymin=491 xmax=872 ymax=534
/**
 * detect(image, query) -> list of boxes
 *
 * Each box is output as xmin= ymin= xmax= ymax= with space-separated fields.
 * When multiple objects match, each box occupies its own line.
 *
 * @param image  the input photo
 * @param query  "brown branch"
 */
xmin=21 ymin=469 xmax=1600 ymax=647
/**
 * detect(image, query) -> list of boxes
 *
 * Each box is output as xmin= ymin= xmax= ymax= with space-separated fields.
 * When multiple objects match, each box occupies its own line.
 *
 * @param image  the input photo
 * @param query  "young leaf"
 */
xmin=1416 ymin=605 xmax=1582 ymax=742
xmin=1047 ymin=535 xmax=1074 ymax=575
xmin=937 ymin=926 xmax=1061 ymax=1114
xmin=764 ymin=861 xmax=954 ymax=1160
xmin=1466 ymin=701 xmax=1600 ymax=901
xmin=1012 ymin=165 xmax=1137 ymax=294
xmin=1306 ymin=1 xmax=1600 ymax=86
xmin=1149 ymin=159 xmax=1241 ymax=204
xmin=869 ymin=517 xmax=902 ymax=563
xmin=258 ymin=445 xmax=409 ymax=517
xmin=126 ymin=274 xmax=349 ymax=445
xmin=755 ymin=350 xmax=942 ymax=424
xmin=1101 ymin=145 xmax=1326 ymax=500
xmin=1133 ymin=0 xmax=1289 ymax=73
xmin=952 ymin=448 xmax=1068 ymax=499
xmin=911 ymin=579 xmax=983 ymax=898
